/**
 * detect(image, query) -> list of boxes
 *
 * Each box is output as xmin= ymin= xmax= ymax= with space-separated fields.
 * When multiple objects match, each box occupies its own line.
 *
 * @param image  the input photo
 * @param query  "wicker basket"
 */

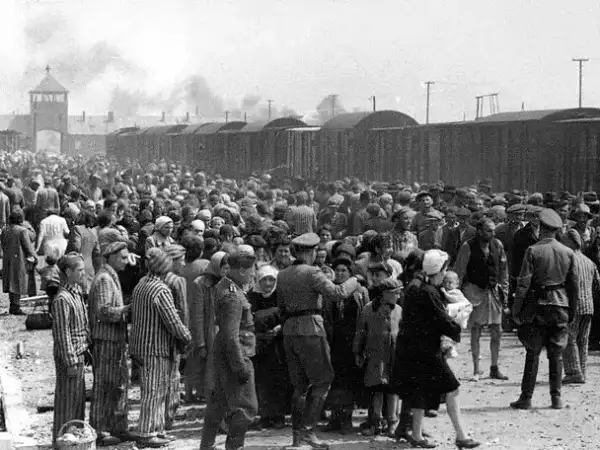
xmin=55 ymin=419 xmax=97 ymax=450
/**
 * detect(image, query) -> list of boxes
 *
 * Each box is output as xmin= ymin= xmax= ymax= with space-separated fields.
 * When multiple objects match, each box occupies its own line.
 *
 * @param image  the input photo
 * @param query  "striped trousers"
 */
xmin=90 ymin=340 xmax=130 ymax=435
xmin=53 ymin=355 xmax=86 ymax=443
xmin=563 ymin=314 xmax=593 ymax=379
xmin=164 ymin=354 xmax=181 ymax=427
xmin=138 ymin=356 xmax=171 ymax=438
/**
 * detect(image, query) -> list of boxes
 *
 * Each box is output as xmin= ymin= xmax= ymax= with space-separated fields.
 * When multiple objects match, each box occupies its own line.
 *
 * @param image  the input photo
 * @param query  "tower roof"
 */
xmin=29 ymin=66 xmax=68 ymax=93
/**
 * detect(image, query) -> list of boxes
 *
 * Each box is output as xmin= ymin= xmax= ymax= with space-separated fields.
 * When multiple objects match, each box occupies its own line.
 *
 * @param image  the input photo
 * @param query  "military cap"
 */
xmin=292 ymin=232 xmax=320 ymax=249
xmin=228 ymin=246 xmax=256 ymax=268
xmin=539 ymin=208 xmax=563 ymax=230
xmin=506 ymin=204 xmax=525 ymax=214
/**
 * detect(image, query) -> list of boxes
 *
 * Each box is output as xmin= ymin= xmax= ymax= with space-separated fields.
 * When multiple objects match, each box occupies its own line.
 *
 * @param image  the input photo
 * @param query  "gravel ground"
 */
xmin=1 ymin=292 xmax=599 ymax=450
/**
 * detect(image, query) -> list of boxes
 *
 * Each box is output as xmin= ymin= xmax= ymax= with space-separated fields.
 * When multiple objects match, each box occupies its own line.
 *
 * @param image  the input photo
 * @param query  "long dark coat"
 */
xmin=2 ymin=224 xmax=36 ymax=295
xmin=67 ymin=225 xmax=101 ymax=293
xmin=392 ymin=280 xmax=461 ymax=410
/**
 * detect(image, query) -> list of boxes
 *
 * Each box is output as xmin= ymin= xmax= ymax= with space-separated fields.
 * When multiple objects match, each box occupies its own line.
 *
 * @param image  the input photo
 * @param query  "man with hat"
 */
xmin=454 ymin=207 xmax=476 ymax=249
xmin=417 ymin=209 xmax=444 ymax=251
xmin=511 ymin=205 xmax=542 ymax=285
xmin=411 ymin=191 xmax=439 ymax=235
xmin=318 ymin=196 xmax=348 ymax=239
xmin=277 ymin=232 xmax=361 ymax=449
xmin=89 ymin=241 xmax=134 ymax=446
xmin=200 ymin=248 xmax=258 ymax=450
xmin=570 ymin=204 xmax=599 ymax=262
xmin=511 ymin=209 xmax=579 ymax=410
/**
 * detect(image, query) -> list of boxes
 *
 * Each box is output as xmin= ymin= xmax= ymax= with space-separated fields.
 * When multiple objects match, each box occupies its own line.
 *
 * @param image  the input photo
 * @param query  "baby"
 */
xmin=440 ymin=271 xmax=473 ymax=358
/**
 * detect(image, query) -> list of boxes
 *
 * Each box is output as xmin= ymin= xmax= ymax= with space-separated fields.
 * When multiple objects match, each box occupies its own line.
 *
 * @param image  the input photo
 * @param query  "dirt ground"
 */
xmin=1 ymin=293 xmax=599 ymax=450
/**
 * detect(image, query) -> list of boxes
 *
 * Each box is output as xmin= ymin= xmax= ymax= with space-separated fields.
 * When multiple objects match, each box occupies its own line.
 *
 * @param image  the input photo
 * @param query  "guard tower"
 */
xmin=29 ymin=65 xmax=69 ymax=152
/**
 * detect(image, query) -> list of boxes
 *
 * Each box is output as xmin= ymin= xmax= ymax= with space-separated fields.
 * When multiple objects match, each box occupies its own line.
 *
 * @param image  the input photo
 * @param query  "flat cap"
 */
xmin=379 ymin=278 xmax=403 ymax=294
xmin=426 ymin=210 xmax=444 ymax=220
xmin=539 ymin=208 xmax=563 ymax=230
xmin=456 ymin=207 xmax=471 ymax=217
xmin=367 ymin=262 xmax=393 ymax=275
xmin=102 ymin=241 xmax=128 ymax=257
xmin=292 ymin=232 xmax=320 ymax=248
xmin=506 ymin=204 xmax=525 ymax=214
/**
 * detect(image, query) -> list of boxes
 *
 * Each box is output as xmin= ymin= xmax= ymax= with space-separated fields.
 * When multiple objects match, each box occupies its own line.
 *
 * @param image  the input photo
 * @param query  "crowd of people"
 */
xmin=0 ymin=150 xmax=596 ymax=449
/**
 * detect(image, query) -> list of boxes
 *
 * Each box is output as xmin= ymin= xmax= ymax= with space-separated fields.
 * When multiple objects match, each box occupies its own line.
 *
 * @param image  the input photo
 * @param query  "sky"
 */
xmin=1 ymin=0 xmax=599 ymax=123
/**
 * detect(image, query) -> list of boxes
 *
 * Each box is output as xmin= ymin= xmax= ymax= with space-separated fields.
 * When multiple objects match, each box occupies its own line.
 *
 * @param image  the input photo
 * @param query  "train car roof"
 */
xmin=321 ymin=110 xmax=418 ymax=131
xmin=287 ymin=127 xmax=322 ymax=132
xmin=475 ymin=108 xmax=600 ymax=124
xmin=180 ymin=123 xmax=212 ymax=134
xmin=195 ymin=121 xmax=246 ymax=135
xmin=106 ymin=127 xmax=140 ymax=137
xmin=241 ymin=118 xmax=307 ymax=133
xmin=143 ymin=124 xmax=188 ymax=136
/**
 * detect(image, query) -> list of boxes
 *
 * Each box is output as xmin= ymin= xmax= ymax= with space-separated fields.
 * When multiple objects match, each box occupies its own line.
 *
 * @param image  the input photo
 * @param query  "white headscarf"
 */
xmin=253 ymin=265 xmax=278 ymax=298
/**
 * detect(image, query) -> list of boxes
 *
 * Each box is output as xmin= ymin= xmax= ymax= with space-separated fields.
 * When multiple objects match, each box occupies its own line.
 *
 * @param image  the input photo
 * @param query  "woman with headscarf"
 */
xmin=145 ymin=216 xmax=175 ymax=253
xmin=191 ymin=251 xmax=230 ymax=398
xmin=392 ymin=250 xmax=480 ymax=449
xmin=322 ymin=257 xmax=369 ymax=433
xmin=248 ymin=265 xmax=290 ymax=429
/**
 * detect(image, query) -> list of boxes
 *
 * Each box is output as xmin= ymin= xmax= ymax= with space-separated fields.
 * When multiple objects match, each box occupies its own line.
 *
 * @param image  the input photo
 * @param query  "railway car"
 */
xmin=218 ymin=118 xmax=306 ymax=179
xmin=195 ymin=122 xmax=245 ymax=173
xmin=141 ymin=125 xmax=187 ymax=164
xmin=176 ymin=123 xmax=209 ymax=167
xmin=285 ymin=127 xmax=321 ymax=181
xmin=106 ymin=127 xmax=139 ymax=160
xmin=319 ymin=110 xmax=418 ymax=181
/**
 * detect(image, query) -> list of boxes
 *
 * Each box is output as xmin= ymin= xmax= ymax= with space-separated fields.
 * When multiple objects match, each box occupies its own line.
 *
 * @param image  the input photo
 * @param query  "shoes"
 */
xmin=489 ymin=365 xmax=509 ymax=380
xmin=410 ymin=437 xmax=437 ymax=448
xmin=156 ymin=433 xmax=176 ymax=442
xmin=96 ymin=434 xmax=121 ymax=446
xmin=551 ymin=397 xmax=564 ymax=410
xmin=299 ymin=430 xmax=329 ymax=449
xmin=114 ymin=431 xmax=139 ymax=442
xmin=137 ymin=436 xmax=171 ymax=448
xmin=562 ymin=375 xmax=585 ymax=385
xmin=424 ymin=409 xmax=438 ymax=418
xmin=9 ymin=309 xmax=26 ymax=316
xmin=456 ymin=438 xmax=481 ymax=449
xmin=386 ymin=419 xmax=399 ymax=437
xmin=509 ymin=397 xmax=532 ymax=410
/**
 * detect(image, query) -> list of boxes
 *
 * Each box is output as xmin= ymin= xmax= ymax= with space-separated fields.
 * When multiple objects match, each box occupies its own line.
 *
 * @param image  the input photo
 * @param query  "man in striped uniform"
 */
xmin=131 ymin=248 xmax=192 ymax=448
xmin=290 ymin=191 xmax=318 ymax=236
xmin=51 ymin=253 xmax=90 ymax=445
xmin=88 ymin=241 xmax=133 ymax=446
xmin=561 ymin=229 xmax=600 ymax=384
xmin=201 ymin=248 xmax=258 ymax=450
xmin=164 ymin=245 xmax=188 ymax=430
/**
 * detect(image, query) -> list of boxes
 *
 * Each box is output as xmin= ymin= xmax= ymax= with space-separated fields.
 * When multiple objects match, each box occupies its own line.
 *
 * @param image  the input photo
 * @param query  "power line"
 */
xmin=572 ymin=58 xmax=589 ymax=108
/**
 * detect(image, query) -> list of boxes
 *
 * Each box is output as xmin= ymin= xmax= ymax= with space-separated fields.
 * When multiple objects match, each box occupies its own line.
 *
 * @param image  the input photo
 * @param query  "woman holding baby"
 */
xmin=392 ymin=249 xmax=480 ymax=449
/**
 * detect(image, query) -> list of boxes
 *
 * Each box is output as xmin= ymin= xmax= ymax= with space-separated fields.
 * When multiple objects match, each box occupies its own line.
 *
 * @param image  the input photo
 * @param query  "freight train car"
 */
xmin=195 ymin=122 xmax=246 ymax=172
xmin=106 ymin=127 xmax=139 ymax=160
xmin=319 ymin=111 xmax=418 ymax=182
xmin=140 ymin=125 xmax=187 ymax=165
xmin=176 ymin=123 xmax=209 ymax=167
xmin=286 ymin=127 xmax=321 ymax=180
xmin=217 ymin=118 xmax=306 ymax=178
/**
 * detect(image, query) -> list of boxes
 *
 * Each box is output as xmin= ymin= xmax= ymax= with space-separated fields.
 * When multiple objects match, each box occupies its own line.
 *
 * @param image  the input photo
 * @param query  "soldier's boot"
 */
xmin=225 ymin=410 xmax=251 ymax=450
xmin=300 ymin=397 xmax=329 ymax=449
xmin=291 ymin=395 xmax=305 ymax=447
xmin=338 ymin=407 xmax=354 ymax=435
xmin=510 ymin=349 xmax=538 ymax=409
xmin=549 ymin=353 xmax=564 ymax=409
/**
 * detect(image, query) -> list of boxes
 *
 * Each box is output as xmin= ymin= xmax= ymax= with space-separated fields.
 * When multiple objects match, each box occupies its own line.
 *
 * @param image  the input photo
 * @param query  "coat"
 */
xmin=392 ymin=281 xmax=461 ymax=409
xmin=67 ymin=225 xmax=101 ymax=293
xmin=354 ymin=301 xmax=402 ymax=387
xmin=1 ymin=224 xmax=36 ymax=295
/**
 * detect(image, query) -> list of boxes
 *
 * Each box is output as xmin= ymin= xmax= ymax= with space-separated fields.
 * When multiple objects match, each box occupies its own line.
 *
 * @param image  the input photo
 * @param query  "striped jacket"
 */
xmin=572 ymin=251 xmax=600 ymax=316
xmin=88 ymin=265 xmax=128 ymax=342
xmin=51 ymin=285 xmax=90 ymax=367
xmin=165 ymin=272 xmax=188 ymax=327
xmin=130 ymin=274 xmax=191 ymax=359
xmin=289 ymin=205 xmax=318 ymax=235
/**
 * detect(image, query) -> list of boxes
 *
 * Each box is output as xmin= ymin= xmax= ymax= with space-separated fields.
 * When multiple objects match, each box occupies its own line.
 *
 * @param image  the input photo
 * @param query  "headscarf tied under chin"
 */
xmin=155 ymin=216 xmax=173 ymax=232
xmin=253 ymin=265 xmax=278 ymax=298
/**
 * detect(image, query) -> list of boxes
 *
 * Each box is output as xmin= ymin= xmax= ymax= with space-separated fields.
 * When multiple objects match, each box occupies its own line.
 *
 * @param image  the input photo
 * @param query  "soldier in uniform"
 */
xmin=510 ymin=209 xmax=579 ymax=410
xmin=277 ymin=232 xmax=361 ymax=449
xmin=200 ymin=248 xmax=258 ymax=450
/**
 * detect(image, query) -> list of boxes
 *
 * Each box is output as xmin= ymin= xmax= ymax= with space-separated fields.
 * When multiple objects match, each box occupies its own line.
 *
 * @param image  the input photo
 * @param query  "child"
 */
xmin=354 ymin=278 xmax=403 ymax=437
xmin=38 ymin=254 xmax=61 ymax=311
xmin=440 ymin=271 xmax=473 ymax=358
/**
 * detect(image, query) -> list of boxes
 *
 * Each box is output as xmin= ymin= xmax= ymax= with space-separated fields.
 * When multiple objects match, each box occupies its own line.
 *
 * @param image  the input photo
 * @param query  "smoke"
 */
xmin=241 ymin=94 xmax=261 ymax=111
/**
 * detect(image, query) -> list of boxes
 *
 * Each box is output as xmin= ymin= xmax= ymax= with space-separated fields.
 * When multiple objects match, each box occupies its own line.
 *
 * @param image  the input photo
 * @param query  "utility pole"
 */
xmin=244 ymin=112 xmax=247 ymax=122
xmin=424 ymin=81 xmax=434 ymax=124
xmin=225 ymin=111 xmax=229 ymax=123
xmin=330 ymin=94 xmax=338 ymax=118
xmin=267 ymin=100 xmax=274 ymax=120
xmin=572 ymin=58 xmax=589 ymax=108
xmin=369 ymin=96 xmax=376 ymax=112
